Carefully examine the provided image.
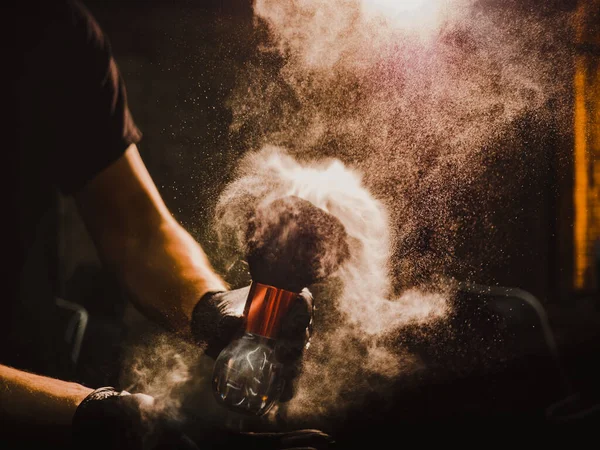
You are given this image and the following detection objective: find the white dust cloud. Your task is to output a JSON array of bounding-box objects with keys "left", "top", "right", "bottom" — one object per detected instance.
[
  {"left": 228, "top": 0, "right": 573, "bottom": 288},
  {"left": 119, "top": 0, "right": 575, "bottom": 431},
  {"left": 119, "top": 333, "right": 197, "bottom": 421},
  {"left": 217, "top": 0, "right": 574, "bottom": 422},
  {"left": 214, "top": 146, "right": 450, "bottom": 421}
]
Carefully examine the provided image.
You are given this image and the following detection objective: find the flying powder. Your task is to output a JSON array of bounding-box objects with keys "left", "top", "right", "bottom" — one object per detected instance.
[
  {"left": 215, "top": 0, "right": 575, "bottom": 428},
  {"left": 119, "top": 0, "right": 576, "bottom": 438},
  {"left": 214, "top": 146, "right": 451, "bottom": 425},
  {"left": 227, "top": 0, "right": 574, "bottom": 289}
]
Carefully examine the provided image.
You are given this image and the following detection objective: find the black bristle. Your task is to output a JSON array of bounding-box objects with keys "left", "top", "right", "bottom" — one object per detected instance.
[{"left": 246, "top": 196, "right": 350, "bottom": 292}]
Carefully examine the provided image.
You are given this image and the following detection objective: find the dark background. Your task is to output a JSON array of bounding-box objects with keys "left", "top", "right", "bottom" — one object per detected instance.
[
  {"left": 54, "top": 0, "right": 600, "bottom": 435},
  {"left": 66, "top": 1, "right": 595, "bottom": 295}
]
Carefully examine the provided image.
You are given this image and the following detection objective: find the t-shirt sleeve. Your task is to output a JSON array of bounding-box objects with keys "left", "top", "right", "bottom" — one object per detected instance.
[{"left": 48, "top": 1, "right": 142, "bottom": 195}]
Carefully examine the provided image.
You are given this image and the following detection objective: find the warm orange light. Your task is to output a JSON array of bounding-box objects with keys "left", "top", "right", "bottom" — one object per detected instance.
[
  {"left": 573, "top": 55, "right": 589, "bottom": 290},
  {"left": 572, "top": 0, "right": 600, "bottom": 292}
]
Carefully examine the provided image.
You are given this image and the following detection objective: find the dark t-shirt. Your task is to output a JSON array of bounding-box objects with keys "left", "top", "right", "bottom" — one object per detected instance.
[{"left": 3, "top": 0, "right": 141, "bottom": 377}]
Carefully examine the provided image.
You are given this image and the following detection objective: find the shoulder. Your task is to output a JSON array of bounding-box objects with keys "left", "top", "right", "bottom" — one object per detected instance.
[
  {"left": 65, "top": 1, "right": 110, "bottom": 48},
  {"left": 39, "top": 1, "right": 115, "bottom": 79},
  {"left": 47, "top": 1, "right": 113, "bottom": 60},
  {"left": 14, "top": 1, "right": 111, "bottom": 56},
  {"left": 9, "top": 1, "right": 103, "bottom": 34}
]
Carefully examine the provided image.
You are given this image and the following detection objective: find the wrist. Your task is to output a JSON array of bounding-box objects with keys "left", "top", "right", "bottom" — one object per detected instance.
[
  {"left": 181, "top": 281, "right": 228, "bottom": 324},
  {"left": 199, "top": 270, "right": 229, "bottom": 298},
  {"left": 69, "top": 384, "right": 95, "bottom": 413},
  {"left": 72, "top": 387, "right": 122, "bottom": 425}
]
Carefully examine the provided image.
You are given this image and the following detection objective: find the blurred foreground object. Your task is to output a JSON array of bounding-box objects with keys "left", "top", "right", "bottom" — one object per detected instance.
[{"left": 72, "top": 387, "right": 198, "bottom": 450}]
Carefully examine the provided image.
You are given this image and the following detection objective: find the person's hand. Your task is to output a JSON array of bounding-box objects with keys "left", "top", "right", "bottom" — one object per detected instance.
[
  {"left": 190, "top": 286, "right": 313, "bottom": 401},
  {"left": 71, "top": 387, "right": 199, "bottom": 450}
]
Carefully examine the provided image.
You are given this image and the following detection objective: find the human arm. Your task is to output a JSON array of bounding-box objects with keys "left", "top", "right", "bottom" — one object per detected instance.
[
  {"left": 28, "top": 1, "right": 226, "bottom": 336},
  {"left": 74, "top": 143, "right": 227, "bottom": 336},
  {"left": 0, "top": 363, "right": 92, "bottom": 430},
  {"left": 0, "top": 364, "right": 199, "bottom": 449}
]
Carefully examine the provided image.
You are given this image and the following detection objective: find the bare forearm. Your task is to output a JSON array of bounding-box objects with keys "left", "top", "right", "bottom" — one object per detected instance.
[
  {"left": 116, "top": 217, "right": 227, "bottom": 334},
  {"left": 0, "top": 364, "right": 92, "bottom": 427},
  {"left": 76, "top": 145, "right": 227, "bottom": 336}
]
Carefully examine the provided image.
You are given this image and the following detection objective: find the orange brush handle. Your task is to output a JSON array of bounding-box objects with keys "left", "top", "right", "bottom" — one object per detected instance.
[{"left": 244, "top": 281, "right": 298, "bottom": 339}]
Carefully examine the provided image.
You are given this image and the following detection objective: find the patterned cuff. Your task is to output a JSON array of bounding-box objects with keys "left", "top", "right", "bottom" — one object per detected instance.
[{"left": 77, "top": 387, "right": 129, "bottom": 409}]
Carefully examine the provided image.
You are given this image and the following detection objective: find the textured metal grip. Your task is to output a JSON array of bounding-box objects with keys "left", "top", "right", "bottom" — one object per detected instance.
[{"left": 244, "top": 281, "right": 298, "bottom": 339}]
